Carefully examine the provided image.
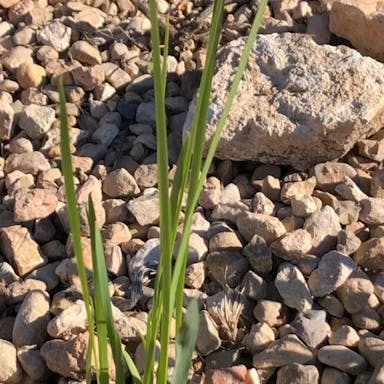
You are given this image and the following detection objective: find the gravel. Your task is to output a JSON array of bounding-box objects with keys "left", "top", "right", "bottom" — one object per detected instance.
[{"left": 0, "top": 1, "right": 384, "bottom": 382}]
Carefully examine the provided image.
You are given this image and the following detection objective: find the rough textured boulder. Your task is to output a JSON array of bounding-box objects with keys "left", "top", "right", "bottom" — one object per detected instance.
[
  {"left": 330, "top": 0, "right": 384, "bottom": 62},
  {"left": 184, "top": 33, "right": 384, "bottom": 170}
]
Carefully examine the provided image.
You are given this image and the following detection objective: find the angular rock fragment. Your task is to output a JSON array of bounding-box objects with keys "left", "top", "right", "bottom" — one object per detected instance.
[
  {"left": 304, "top": 206, "right": 341, "bottom": 255},
  {"left": 14, "top": 188, "right": 58, "bottom": 222},
  {"left": 275, "top": 263, "right": 313, "bottom": 312},
  {"left": 308, "top": 251, "right": 356, "bottom": 297},
  {"left": 330, "top": 0, "right": 384, "bottom": 62},
  {"left": 185, "top": 33, "right": 384, "bottom": 169},
  {"left": 0, "top": 225, "right": 46, "bottom": 276},
  {"left": 236, "top": 211, "right": 286, "bottom": 243},
  {"left": 354, "top": 237, "right": 384, "bottom": 270}
]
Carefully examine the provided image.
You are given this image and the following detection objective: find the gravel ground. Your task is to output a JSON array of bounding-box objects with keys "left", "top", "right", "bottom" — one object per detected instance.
[{"left": 0, "top": 0, "right": 384, "bottom": 383}]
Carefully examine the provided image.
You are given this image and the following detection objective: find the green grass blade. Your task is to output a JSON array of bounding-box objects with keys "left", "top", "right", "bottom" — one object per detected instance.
[
  {"left": 147, "top": 0, "right": 173, "bottom": 383},
  {"left": 87, "top": 199, "right": 127, "bottom": 384},
  {"left": 87, "top": 199, "right": 110, "bottom": 383},
  {"left": 173, "top": 0, "right": 225, "bottom": 330},
  {"left": 171, "top": 300, "right": 199, "bottom": 384},
  {"left": 59, "top": 77, "right": 92, "bottom": 310},
  {"left": 122, "top": 350, "right": 143, "bottom": 384},
  {"left": 86, "top": 318, "right": 95, "bottom": 384},
  {"left": 161, "top": 15, "right": 170, "bottom": 97},
  {"left": 171, "top": 0, "right": 268, "bottom": 322},
  {"left": 58, "top": 77, "right": 97, "bottom": 382}
]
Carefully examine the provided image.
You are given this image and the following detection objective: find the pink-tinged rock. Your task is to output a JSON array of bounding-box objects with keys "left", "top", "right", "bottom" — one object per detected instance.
[
  {"left": 205, "top": 365, "right": 248, "bottom": 384},
  {"left": 330, "top": 0, "right": 384, "bottom": 62},
  {"left": 40, "top": 332, "right": 88, "bottom": 380},
  {"left": 14, "top": 188, "right": 58, "bottom": 222},
  {"left": 4, "top": 151, "right": 50, "bottom": 175},
  {"left": 0, "top": 225, "right": 46, "bottom": 276}
]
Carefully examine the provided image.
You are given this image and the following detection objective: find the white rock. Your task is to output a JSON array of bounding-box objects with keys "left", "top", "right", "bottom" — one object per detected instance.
[
  {"left": 19, "top": 104, "right": 56, "bottom": 139},
  {"left": 37, "top": 20, "right": 71, "bottom": 52}
]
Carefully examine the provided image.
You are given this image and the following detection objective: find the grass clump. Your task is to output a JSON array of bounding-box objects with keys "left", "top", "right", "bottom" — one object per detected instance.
[{"left": 59, "top": 0, "right": 268, "bottom": 383}]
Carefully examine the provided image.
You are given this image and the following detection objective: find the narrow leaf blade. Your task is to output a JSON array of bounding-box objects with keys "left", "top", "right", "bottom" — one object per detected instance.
[{"left": 171, "top": 300, "right": 199, "bottom": 384}]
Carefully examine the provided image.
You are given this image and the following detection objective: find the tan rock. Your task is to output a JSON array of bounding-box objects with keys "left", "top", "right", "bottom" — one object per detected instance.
[
  {"left": 0, "top": 100, "right": 14, "bottom": 141},
  {"left": 276, "top": 364, "right": 319, "bottom": 384},
  {"left": 253, "top": 299, "right": 288, "bottom": 328},
  {"left": 102, "top": 62, "right": 131, "bottom": 90},
  {"left": 185, "top": 33, "right": 384, "bottom": 170},
  {"left": 102, "top": 222, "right": 131, "bottom": 247},
  {"left": 354, "top": 237, "right": 384, "bottom": 270},
  {"left": 329, "top": 325, "right": 360, "bottom": 347},
  {"left": 4, "top": 151, "right": 50, "bottom": 175},
  {"left": 209, "top": 231, "right": 243, "bottom": 252},
  {"left": 336, "top": 270, "right": 374, "bottom": 314},
  {"left": 14, "top": 188, "right": 58, "bottom": 222},
  {"left": 1, "top": 46, "right": 34, "bottom": 73},
  {"left": 205, "top": 365, "right": 247, "bottom": 384},
  {"left": 371, "top": 168, "right": 384, "bottom": 197},
  {"left": 69, "top": 41, "right": 102, "bottom": 66},
  {"left": 359, "top": 197, "right": 384, "bottom": 225},
  {"left": 0, "top": 0, "right": 19, "bottom": 7},
  {"left": 0, "top": 339, "right": 23, "bottom": 384},
  {"left": 275, "top": 262, "right": 313, "bottom": 312},
  {"left": 280, "top": 177, "right": 316, "bottom": 203},
  {"left": 318, "top": 345, "right": 367, "bottom": 375},
  {"left": 270, "top": 229, "right": 312, "bottom": 261},
  {"left": 103, "top": 168, "right": 140, "bottom": 198},
  {"left": 17, "top": 345, "right": 47, "bottom": 381},
  {"left": 252, "top": 192, "right": 275, "bottom": 216},
  {"left": 47, "top": 300, "right": 87, "bottom": 340},
  {"left": 358, "top": 336, "right": 384, "bottom": 366},
  {"left": 330, "top": 0, "right": 384, "bottom": 62},
  {"left": 308, "top": 251, "right": 356, "bottom": 297},
  {"left": 40, "top": 332, "right": 89, "bottom": 380},
  {"left": 242, "top": 323, "right": 275, "bottom": 354},
  {"left": 320, "top": 368, "right": 351, "bottom": 384},
  {"left": 71, "top": 65, "right": 105, "bottom": 91},
  {"left": 76, "top": 175, "right": 102, "bottom": 204},
  {"left": 185, "top": 262, "right": 205, "bottom": 289},
  {"left": 74, "top": 6, "right": 106, "bottom": 29},
  {"left": 8, "top": 279, "right": 47, "bottom": 304},
  {"left": 199, "top": 176, "right": 222, "bottom": 209},
  {"left": 335, "top": 176, "right": 368, "bottom": 201},
  {"left": 13, "top": 290, "right": 50, "bottom": 347},
  {"left": 127, "top": 190, "right": 160, "bottom": 226},
  {"left": 196, "top": 310, "right": 221, "bottom": 356},
  {"left": 0, "top": 225, "right": 46, "bottom": 276},
  {"left": 304, "top": 206, "right": 341, "bottom": 255},
  {"left": 237, "top": 211, "right": 286, "bottom": 243},
  {"left": 16, "top": 63, "right": 46, "bottom": 89},
  {"left": 253, "top": 335, "right": 313, "bottom": 369}
]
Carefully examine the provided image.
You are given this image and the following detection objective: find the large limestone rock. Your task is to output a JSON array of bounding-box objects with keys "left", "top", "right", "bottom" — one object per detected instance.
[
  {"left": 330, "top": 0, "right": 384, "bottom": 62},
  {"left": 184, "top": 33, "right": 384, "bottom": 170}
]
